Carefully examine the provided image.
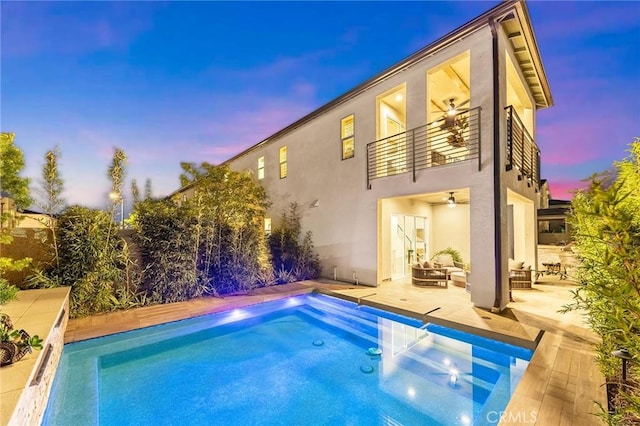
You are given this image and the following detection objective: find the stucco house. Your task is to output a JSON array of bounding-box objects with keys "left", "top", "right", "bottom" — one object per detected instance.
[{"left": 173, "top": 0, "right": 552, "bottom": 311}]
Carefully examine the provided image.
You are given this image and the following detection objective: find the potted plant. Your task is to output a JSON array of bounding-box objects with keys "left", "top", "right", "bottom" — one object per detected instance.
[
  {"left": 447, "top": 115, "right": 468, "bottom": 148},
  {"left": 0, "top": 281, "right": 44, "bottom": 367},
  {"left": 0, "top": 313, "right": 43, "bottom": 367}
]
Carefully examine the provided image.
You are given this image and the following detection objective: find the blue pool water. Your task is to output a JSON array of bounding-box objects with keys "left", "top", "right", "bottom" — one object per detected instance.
[{"left": 43, "top": 294, "right": 532, "bottom": 425}]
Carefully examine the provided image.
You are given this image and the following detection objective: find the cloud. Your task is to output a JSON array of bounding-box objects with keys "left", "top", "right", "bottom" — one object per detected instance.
[{"left": 185, "top": 95, "right": 318, "bottom": 165}]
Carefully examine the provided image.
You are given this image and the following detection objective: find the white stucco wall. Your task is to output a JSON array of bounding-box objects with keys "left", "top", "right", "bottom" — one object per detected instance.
[{"left": 226, "top": 16, "right": 544, "bottom": 310}]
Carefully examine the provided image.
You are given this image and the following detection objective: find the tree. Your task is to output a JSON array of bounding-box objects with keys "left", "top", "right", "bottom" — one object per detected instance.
[
  {"left": 0, "top": 133, "right": 32, "bottom": 299},
  {"left": 131, "top": 179, "right": 141, "bottom": 205},
  {"left": 131, "top": 162, "right": 272, "bottom": 301},
  {"left": 54, "top": 206, "right": 133, "bottom": 317},
  {"left": 34, "top": 147, "right": 66, "bottom": 268},
  {"left": 563, "top": 138, "right": 640, "bottom": 424},
  {"left": 107, "top": 147, "right": 127, "bottom": 226},
  {"left": 269, "top": 203, "right": 321, "bottom": 283},
  {"left": 144, "top": 178, "right": 153, "bottom": 200},
  {"left": 0, "top": 132, "right": 32, "bottom": 210},
  {"left": 178, "top": 162, "right": 272, "bottom": 294}
]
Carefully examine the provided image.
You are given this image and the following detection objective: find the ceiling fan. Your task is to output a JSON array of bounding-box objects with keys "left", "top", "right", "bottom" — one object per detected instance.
[
  {"left": 438, "top": 98, "right": 470, "bottom": 129},
  {"left": 440, "top": 191, "right": 470, "bottom": 207},
  {"left": 435, "top": 98, "right": 470, "bottom": 148}
]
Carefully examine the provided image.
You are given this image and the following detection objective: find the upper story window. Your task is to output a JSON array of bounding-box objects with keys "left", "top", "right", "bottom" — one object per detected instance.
[
  {"left": 279, "top": 146, "right": 287, "bottom": 179},
  {"left": 264, "top": 217, "right": 272, "bottom": 236},
  {"left": 341, "top": 114, "right": 355, "bottom": 160},
  {"left": 258, "top": 156, "right": 265, "bottom": 180}
]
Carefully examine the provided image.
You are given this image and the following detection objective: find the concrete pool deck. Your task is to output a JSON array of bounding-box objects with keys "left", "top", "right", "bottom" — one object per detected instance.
[{"left": 59, "top": 276, "right": 605, "bottom": 425}]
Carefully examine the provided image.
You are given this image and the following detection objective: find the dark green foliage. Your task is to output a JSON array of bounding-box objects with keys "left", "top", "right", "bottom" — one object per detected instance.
[
  {"left": 431, "top": 247, "right": 464, "bottom": 264},
  {"left": 28, "top": 217, "right": 145, "bottom": 318},
  {"left": 0, "top": 133, "right": 32, "bottom": 303},
  {"left": 52, "top": 206, "right": 138, "bottom": 317},
  {"left": 132, "top": 163, "right": 272, "bottom": 300},
  {"left": 0, "top": 280, "right": 18, "bottom": 306},
  {"left": 563, "top": 138, "right": 640, "bottom": 424},
  {"left": 0, "top": 132, "right": 32, "bottom": 209},
  {"left": 132, "top": 199, "right": 202, "bottom": 303},
  {"left": 269, "top": 203, "right": 321, "bottom": 283}
]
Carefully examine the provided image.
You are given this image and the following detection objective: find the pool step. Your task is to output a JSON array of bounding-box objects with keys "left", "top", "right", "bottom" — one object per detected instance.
[
  {"left": 296, "top": 306, "right": 380, "bottom": 348},
  {"left": 302, "top": 297, "right": 498, "bottom": 393},
  {"left": 394, "top": 344, "right": 496, "bottom": 393},
  {"left": 303, "top": 298, "right": 385, "bottom": 339}
]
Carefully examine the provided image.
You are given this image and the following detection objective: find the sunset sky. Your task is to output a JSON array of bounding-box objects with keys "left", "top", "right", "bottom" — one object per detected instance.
[{"left": 2, "top": 1, "right": 638, "bottom": 211}]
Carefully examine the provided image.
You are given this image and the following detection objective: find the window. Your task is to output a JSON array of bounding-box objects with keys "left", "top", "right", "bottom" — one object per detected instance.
[
  {"left": 258, "top": 156, "right": 265, "bottom": 180},
  {"left": 538, "top": 218, "right": 566, "bottom": 234},
  {"left": 341, "top": 114, "right": 355, "bottom": 159},
  {"left": 279, "top": 146, "right": 287, "bottom": 179},
  {"left": 264, "top": 218, "right": 272, "bottom": 235}
]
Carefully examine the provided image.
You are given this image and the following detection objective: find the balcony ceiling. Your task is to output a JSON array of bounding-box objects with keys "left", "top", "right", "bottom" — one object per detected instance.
[
  {"left": 409, "top": 189, "right": 471, "bottom": 206},
  {"left": 500, "top": 9, "right": 553, "bottom": 109}
]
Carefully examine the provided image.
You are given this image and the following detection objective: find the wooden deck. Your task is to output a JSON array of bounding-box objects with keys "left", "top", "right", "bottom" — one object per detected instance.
[{"left": 63, "top": 276, "right": 606, "bottom": 425}]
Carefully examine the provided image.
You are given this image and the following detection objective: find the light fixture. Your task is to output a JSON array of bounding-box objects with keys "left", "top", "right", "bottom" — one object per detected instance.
[
  {"left": 612, "top": 348, "right": 632, "bottom": 382},
  {"left": 446, "top": 99, "right": 457, "bottom": 116},
  {"left": 395, "top": 93, "right": 403, "bottom": 102},
  {"left": 447, "top": 192, "right": 456, "bottom": 208}
]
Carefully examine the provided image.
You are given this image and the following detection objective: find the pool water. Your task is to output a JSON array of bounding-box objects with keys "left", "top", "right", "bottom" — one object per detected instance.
[{"left": 43, "top": 294, "right": 532, "bottom": 425}]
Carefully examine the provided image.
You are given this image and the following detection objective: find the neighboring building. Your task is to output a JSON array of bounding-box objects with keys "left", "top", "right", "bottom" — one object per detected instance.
[
  {"left": 173, "top": 0, "right": 552, "bottom": 310},
  {"left": 537, "top": 178, "right": 572, "bottom": 247},
  {"left": 18, "top": 209, "right": 55, "bottom": 229},
  {"left": 538, "top": 199, "right": 571, "bottom": 246},
  {"left": 0, "top": 192, "right": 18, "bottom": 229},
  {"left": 0, "top": 193, "right": 55, "bottom": 230}
]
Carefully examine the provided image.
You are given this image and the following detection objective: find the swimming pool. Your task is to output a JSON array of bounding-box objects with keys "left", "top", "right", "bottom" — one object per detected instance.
[{"left": 43, "top": 293, "right": 531, "bottom": 425}]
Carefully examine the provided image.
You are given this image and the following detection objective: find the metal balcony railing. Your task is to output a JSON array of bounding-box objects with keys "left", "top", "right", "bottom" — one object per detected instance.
[
  {"left": 366, "top": 107, "right": 481, "bottom": 188},
  {"left": 505, "top": 106, "right": 540, "bottom": 186}
]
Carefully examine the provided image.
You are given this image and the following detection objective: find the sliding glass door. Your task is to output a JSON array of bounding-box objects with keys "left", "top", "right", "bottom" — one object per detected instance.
[{"left": 391, "top": 214, "right": 429, "bottom": 279}]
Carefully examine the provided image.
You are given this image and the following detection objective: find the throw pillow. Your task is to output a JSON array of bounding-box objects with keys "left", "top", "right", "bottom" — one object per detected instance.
[
  {"left": 434, "top": 254, "right": 455, "bottom": 267},
  {"left": 423, "top": 261, "right": 433, "bottom": 269},
  {"left": 508, "top": 259, "right": 524, "bottom": 270}
]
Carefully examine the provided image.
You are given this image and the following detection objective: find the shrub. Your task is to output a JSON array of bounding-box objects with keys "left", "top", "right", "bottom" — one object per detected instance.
[
  {"left": 132, "top": 164, "right": 272, "bottom": 300},
  {"left": 563, "top": 138, "right": 640, "bottom": 424},
  {"left": 132, "top": 199, "right": 203, "bottom": 303},
  {"left": 269, "top": 203, "right": 321, "bottom": 283},
  {"left": 45, "top": 206, "right": 138, "bottom": 317}
]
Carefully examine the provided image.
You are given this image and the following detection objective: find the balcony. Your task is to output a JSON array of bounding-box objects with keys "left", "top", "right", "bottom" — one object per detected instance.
[
  {"left": 505, "top": 106, "right": 540, "bottom": 186},
  {"left": 366, "top": 107, "right": 481, "bottom": 188}
]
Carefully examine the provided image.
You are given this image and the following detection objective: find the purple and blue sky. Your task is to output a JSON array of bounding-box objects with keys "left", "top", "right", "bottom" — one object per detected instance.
[{"left": 1, "top": 1, "right": 639, "bottom": 211}]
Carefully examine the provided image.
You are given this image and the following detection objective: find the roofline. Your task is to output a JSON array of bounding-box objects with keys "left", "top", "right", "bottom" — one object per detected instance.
[
  {"left": 511, "top": 1, "right": 554, "bottom": 108},
  {"left": 223, "top": 0, "right": 525, "bottom": 166},
  {"left": 171, "top": 0, "right": 552, "bottom": 197}
]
